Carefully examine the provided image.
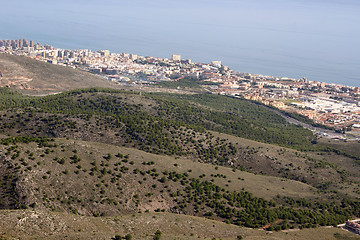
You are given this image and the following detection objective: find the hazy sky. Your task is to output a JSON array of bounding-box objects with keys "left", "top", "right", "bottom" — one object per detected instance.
[{"left": 1, "top": 0, "right": 359, "bottom": 86}]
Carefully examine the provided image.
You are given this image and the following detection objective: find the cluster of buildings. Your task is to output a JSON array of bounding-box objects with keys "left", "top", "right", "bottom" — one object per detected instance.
[
  {"left": 0, "top": 39, "right": 53, "bottom": 53},
  {"left": 0, "top": 39, "right": 221, "bottom": 84},
  {"left": 345, "top": 221, "right": 360, "bottom": 234},
  {"left": 1, "top": 38, "right": 359, "bottom": 131},
  {"left": 206, "top": 73, "right": 360, "bottom": 132}
]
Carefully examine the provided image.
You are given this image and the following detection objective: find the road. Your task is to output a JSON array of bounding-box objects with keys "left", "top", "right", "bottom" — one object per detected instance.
[{"left": 263, "top": 106, "right": 351, "bottom": 140}]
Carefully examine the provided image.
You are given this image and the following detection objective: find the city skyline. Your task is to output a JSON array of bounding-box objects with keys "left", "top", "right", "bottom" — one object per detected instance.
[{"left": 1, "top": 0, "right": 359, "bottom": 87}]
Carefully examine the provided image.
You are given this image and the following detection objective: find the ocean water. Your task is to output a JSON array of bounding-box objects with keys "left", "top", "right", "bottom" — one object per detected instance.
[{"left": 1, "top": 0, "right": 359, "bottom": 87}]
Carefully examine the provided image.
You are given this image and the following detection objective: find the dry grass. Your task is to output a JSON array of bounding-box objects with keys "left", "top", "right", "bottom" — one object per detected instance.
[
  {"left": 0, "top": 209, "right": 359, "bottom": 240},
  {"left": 0, "top": 53, "right": 119, "bottom": 95},
  {"left": 318, "top": 138, "right": 360, "bottom": 158},
  {"left": 211, "top": 131, "right": 360, "bottom": 199}
]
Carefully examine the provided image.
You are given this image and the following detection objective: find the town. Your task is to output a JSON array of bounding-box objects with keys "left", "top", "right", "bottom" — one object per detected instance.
[{"left": 1, "top": 38, "right": 359, "bottom": 137}]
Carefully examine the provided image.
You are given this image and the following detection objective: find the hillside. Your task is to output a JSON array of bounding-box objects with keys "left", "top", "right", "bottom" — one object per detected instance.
[
  {"left": 0, "top": 88, "right": 316, "bottom": 150},
  {"left": 0, "top": 86, "right": 359, "bottom": 239},
  {"left": 0, "top": 53, "right": 119, "bottom": 95},
  {"left": 0, "top": 137, "right": 359, "bottom": 230},
  {"left": 0, "top": 88, "right": 359, "bottom": 198},
  {"left": 1, "top": 210, "right": 359, "bottom": 240}
]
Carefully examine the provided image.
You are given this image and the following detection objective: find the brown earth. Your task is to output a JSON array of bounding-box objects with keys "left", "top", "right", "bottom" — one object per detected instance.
[
  {"left": 0, "top": 210, "right": 359, "bottom": 240},
  {"left": 0, "top": 53, "right": 120, "bottom": 95}
]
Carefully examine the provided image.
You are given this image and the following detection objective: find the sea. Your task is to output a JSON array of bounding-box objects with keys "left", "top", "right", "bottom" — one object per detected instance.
[{"left": 1, "top": 0, "right": 359, "bottom": 87}]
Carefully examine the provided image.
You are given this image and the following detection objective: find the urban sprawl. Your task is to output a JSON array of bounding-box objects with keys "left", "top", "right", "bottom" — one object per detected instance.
[{"left": 1, "top": 39, "right": 360, "bottom": 139}]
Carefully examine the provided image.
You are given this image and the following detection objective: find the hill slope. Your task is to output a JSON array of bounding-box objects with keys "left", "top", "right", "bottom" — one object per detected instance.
[
  {"left": 1, "top": 210, "right": 359, "bottom": 240},
  {"left": 0, "top": 53, "right": 119, "bottom": 95},
  {"left": 0, "top": 87, "right": 359, "bottom": 238},
  {"left": 1, "top": 137, "right": 359, "bottom": 230},
  {"left": 0, "top": 88, "right": 359, "bottom": 198}
]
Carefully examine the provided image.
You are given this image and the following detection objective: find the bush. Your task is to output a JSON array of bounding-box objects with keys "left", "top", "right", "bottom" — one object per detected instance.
[
  {"left": 124, "top": 234, "right": 132, "bottom": 240},
  {"left": 154, "top": 230, "right": 162, "bottom": 240}
]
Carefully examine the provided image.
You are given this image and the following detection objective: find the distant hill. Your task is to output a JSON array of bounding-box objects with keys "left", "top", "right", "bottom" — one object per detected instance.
[{"left": 0, "top": 53, "right": 119, "bottom": 95}]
